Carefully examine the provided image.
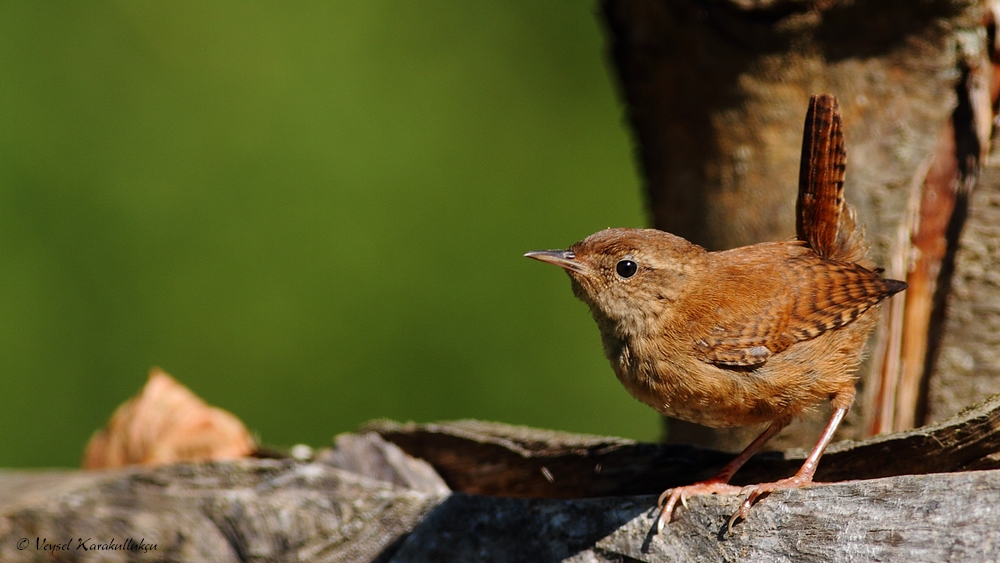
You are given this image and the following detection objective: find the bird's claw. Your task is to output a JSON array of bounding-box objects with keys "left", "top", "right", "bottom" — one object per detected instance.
[
  {"left": 655, "top": 488, "right": 680, "bottom": 536},
  {"left": 727, "top": 486, "right": 763, "bottom": 534},
  {"left": 725, "top": 475, "right": 817, "bottom": 533},
  {"left": 655, "top": 481, "right": 743, "bottom": 535}
]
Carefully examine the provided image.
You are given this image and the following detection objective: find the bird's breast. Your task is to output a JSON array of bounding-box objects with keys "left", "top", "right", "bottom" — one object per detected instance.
[{"left": 606, "top": 331, "right": 847, "bottom": 428}]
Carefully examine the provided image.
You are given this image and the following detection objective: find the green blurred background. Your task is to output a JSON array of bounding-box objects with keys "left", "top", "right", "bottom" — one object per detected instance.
[{"left": 0, "top": 2, "right": 657, "bottom": 468}]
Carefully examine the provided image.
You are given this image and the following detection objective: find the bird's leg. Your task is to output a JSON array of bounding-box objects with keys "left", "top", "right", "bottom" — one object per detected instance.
[
  {"left": 656, "top": 417, "right": 790, "bottom": 534},
  {"left": 727, "top": 405, "right": 849, "bottom": 533}
]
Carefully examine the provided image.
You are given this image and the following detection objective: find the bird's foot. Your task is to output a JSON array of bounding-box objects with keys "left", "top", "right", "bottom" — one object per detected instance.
[
  {"left": 656, "top": 481, "right": 742, "bottom": 534},
  {"left": 727, "top": 474, "right": 817, "bottom": 533}
]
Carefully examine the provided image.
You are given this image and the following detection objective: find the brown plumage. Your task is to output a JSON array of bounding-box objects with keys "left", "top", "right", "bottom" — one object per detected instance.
[{"left": 525, "top": 95, "right": 906, "bottom": 532}]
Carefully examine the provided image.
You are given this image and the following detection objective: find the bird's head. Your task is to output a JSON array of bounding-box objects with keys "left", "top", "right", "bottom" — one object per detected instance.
[{"left": 525, "top": 228, "right": 705, "bottom": 334}]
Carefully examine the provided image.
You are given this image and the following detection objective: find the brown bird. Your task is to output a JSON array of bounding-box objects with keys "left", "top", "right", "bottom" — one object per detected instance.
[{"left": 525, "top": 95, "right": 906, "bottom": 532}]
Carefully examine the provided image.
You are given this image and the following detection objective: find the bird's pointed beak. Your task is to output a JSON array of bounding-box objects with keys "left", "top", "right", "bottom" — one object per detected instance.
[{"left": 524, "top": 250, "right": 589, "bottom": 275}]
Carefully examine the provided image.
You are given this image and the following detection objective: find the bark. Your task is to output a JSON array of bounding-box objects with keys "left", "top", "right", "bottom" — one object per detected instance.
[
  {"left": 928, "top": 119, "right": 1000, "bottom": 422},
  {"left": 600, "top": 0, "right": 997, "bottom": 449}
]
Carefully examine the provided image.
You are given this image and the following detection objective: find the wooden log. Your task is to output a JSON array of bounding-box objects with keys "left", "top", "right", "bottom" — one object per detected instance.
[
  {"left": 368, "top": 391, "right": 1000, "bottom": 498},
  {"left": 392, "top": 472, "right": 1000, "bottom": 563},
  {"left": 4, "top": 395, "right": 1000, "bottom": 561},
  {"left": 0, "top": 434, "right": 445, "bottom": 563}
]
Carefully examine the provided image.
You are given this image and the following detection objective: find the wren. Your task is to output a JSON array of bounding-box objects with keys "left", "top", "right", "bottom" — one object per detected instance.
[{"left": 525, "top": 95, "right": 906, "bottom": 532}]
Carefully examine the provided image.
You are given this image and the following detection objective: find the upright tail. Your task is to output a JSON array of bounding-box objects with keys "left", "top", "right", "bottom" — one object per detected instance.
[{"left": 796, "top": 94, "right": 867, "bottom": 264}]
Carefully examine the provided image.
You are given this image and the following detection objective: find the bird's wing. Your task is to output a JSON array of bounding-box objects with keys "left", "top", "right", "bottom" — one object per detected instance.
[{"left": 691, "top": 252, "right": 904, "bottom": 367}]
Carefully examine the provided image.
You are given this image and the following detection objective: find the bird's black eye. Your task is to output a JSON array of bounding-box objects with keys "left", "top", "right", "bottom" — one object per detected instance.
[{"left": 616, "top": 259, "right": 638, "bottom": 278}]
